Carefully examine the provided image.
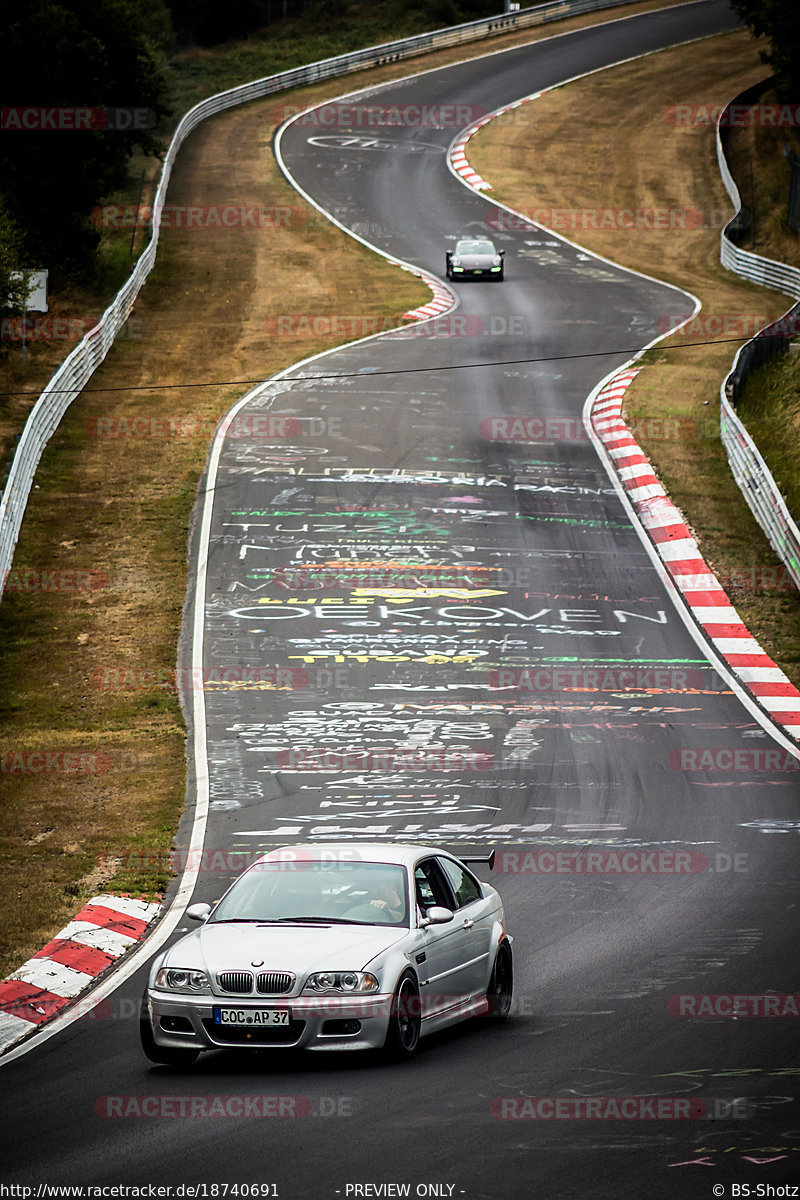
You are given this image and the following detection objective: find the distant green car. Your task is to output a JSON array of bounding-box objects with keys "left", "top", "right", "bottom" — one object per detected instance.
[{"left": 446, "top": 237, "right": 505, "bottom": 280}]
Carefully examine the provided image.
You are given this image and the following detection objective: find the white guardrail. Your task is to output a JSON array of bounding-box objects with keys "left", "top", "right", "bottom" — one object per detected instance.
[
  {"left": 716, "top": 83, "right": 800, "bottom": 589},
  {"left": 0, "top": 0, "right": 641, "bottom": 598}
]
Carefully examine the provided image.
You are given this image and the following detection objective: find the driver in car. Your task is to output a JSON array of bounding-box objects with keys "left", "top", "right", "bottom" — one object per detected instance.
[{"left": 368, "top": 877, "right": 405, "bottom": 921}]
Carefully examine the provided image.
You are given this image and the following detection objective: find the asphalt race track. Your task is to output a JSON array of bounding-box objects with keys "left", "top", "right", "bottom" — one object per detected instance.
[{"left": 4, "top": 3, "right": 800, "bottom": 1197}]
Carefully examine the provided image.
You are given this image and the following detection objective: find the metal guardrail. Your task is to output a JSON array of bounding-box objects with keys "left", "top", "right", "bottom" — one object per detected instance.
[
  {"left": 716, "top": 83, "right": 800, "bottom": 589},
  {"left": 0, "top": 0, "right": 641, "bottom": 598}
]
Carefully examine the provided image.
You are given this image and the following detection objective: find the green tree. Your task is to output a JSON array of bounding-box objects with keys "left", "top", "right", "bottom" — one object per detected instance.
[
  {"left": 729, "top": 0, "right": 800, "bottom": 100},
  {"left": 166, "top": 0, "right": 271, "bottom": 46},
  {"left": 0, "top": 199, "right": 34, "bottom": 354},
  {"left": 0, "top": 0, "right": 172, "bottom": 280}
]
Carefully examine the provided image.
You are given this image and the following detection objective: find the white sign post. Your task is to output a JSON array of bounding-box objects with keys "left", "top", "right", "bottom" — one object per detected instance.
[{"left": 10, "top": 269, "right": 48, "bottom": 359}]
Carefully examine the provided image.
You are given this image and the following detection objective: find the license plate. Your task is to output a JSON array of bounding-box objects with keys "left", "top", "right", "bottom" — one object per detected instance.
[{"left": 213, "top": 1007, "right": 290, "bottom": 1027}]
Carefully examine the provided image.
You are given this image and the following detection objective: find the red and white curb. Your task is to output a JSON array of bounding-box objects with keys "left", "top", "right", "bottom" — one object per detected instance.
[
  {"left": 0, "top": 893, "right": 161, "bottom": 1052},
  {"left": 450, "top": 126, "right": 493, "bottom": 191},
  {"left": 402, "top": 270, "right": 454, "bottom": 322},
  {"left": 448, "top": 96, "right": 539, "bottom": 190},
  {"left": 592, "top": 369, "right": 800, "bottom": 740}
]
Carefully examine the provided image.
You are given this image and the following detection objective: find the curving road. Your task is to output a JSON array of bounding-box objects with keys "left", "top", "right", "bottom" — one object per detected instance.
[{"left": 5, "top": 3, "right": 800, "bottom": 1198}]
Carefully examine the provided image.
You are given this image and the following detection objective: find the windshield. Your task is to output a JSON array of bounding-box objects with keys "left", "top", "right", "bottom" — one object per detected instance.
[
  {"left": 456, "top": 239, "right": 495, "bottom": 255},
  {"left": 209, "top": 861, "right": 409, "bottom": 927}
]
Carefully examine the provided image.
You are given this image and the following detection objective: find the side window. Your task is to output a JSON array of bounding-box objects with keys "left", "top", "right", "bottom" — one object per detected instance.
[
  {"left": 415, "top": 859, "right": 455, "bottom": 913},
  {"left": 437, "top": 858, "right": 482, "bottom": 909}
]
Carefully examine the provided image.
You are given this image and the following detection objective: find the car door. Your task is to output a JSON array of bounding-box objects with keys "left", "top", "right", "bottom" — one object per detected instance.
[
  {"left": 435, "top": 855, "right": 495, "bottom": 997},
  {"left": 413, "top": 857, "right": 476, "bottom": 1017}
]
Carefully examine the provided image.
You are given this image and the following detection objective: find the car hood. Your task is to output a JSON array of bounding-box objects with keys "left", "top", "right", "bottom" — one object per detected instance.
[
  {"left": 164, "top": 921, "right": 407, "bottom": 979},
  {"left": 455, "top": 252, "right": 497, "bottom": 267}
]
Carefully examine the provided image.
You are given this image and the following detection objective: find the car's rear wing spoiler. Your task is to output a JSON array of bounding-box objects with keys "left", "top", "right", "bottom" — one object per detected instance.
[{"left": 461, "top": 850, "right": 496, "bottom": 871}]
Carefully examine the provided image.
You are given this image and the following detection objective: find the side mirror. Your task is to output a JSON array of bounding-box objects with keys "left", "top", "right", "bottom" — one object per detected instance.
[
  {"left": 186, "top": 902, "right": 212, "bottom": 922},
  {"left": 421, "top": 906, "right": 454, "bottom": 927}
]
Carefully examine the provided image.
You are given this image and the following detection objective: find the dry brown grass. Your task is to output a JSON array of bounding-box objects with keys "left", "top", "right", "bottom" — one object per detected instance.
[{"left": 469, "top": 29, "right": 800, "bottom": 685}]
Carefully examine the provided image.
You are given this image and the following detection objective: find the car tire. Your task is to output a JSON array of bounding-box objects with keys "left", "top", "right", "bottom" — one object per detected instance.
[
  {"left": 487, "top": 943, "right": 513, "bottom": 1021},
  {"left": 383, "top": 971, "right": 421, "bottom": 1060},
  {"left": 140, "top": 992, "right": 200, "bottom": 1067}
]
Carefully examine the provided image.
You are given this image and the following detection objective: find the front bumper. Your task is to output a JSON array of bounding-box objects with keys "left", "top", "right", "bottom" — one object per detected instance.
[
  {"left": 450, "top": 266, "right": 502, "bottom": 278},
  {"left": 147, "top": 989, "right": 395, "bottom": 1053}
]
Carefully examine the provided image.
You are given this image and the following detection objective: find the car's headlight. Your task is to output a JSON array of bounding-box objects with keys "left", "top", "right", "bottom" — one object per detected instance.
[
  {"left": 452, "top": 257, "right": 461, "bottom": 266},
  {"left": 302, "top": 971, "right": 380, "bottom": 994},
  {"left": 493, "top": 257, "right": 502, "bottom": 266},
  {"left": 155, "top": 967, "right": 209, "bottom": 992}
]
